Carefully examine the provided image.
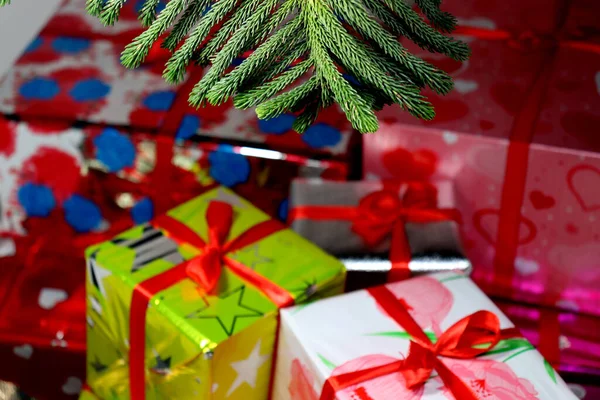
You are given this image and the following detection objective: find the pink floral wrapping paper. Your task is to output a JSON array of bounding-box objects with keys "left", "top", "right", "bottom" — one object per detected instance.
[
  {"left": 363, "top": 34, "right": 600, "bottom": 316},
  {"left": 0, "top": 34, "right": 181, "bottom": 130},
  {"left": 273, "top": 272, "right": 577, "bottom": 400}
]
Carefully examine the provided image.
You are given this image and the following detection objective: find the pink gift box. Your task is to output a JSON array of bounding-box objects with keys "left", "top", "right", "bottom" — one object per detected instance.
[
  {"left": 0, "top": 34, "right": 181, "bottom": 129},
  {"left": 364, "top": 35, "right": 600, "bottom": 316}
]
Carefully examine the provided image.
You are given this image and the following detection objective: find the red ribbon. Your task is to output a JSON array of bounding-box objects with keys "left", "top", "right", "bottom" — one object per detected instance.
[
  {"left": 453, "top": 25, "right": 600, "bottom": 297},
  {"left": 128, "top": 200, "right": 294, "bottom": 400},
  {"left": 289, "top": 182, "right": 460, "bottom": 281},
  {"left": 319, "top": 285, "right": 522, "bottom": 400}
]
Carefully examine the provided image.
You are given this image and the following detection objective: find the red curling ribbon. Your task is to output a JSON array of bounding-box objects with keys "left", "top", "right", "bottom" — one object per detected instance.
[
  {"left": 129, "top": 200, "right": 294, "bottom": 400},
  {"left": 319, "top": 285, "right": 522, "bottom": 400},
  {"left": 289, "top": 182, "right": 460, "bottom": 281}
]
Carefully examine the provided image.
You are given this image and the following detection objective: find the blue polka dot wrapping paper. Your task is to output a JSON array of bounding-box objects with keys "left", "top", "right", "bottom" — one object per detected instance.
[
  {"left": 0, "top": 34, "right": 182, "bottom": 130},
  {"left": 41, "top": 0, "right": 169, "bottom": 41},
  {"left": 164, "top": 68, "right": 360, "bottom": 161}
]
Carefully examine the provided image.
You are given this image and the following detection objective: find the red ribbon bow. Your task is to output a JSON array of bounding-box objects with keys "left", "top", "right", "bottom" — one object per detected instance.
[
  {"left": 129, "top": 199, "right": 294, "bottom": 399},
  {"left": 320, "top": 285, "right": 521, "bottom": 400},
  {"left": 290, "top": 182, "right": 459, "bottom": 281}
]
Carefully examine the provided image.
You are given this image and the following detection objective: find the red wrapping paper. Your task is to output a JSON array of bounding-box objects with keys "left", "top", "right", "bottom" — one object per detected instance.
[
  {"left": 82, "top": 129, "right": 348, "bottom": 222},
  {"left": 364, "top": 27, "right": 600, "bottom": 315},
  {"left": 161, "top": 68, "right": 360, "bottom": 161},
  {"left": 0, "top": 33, "right": 181, "bottom": 130},
  {"left": 41, "top": 0, "right": 167, "bottom": 42},
  {"left": 441, "top": 0, "right": 568, "bottom": 35}
]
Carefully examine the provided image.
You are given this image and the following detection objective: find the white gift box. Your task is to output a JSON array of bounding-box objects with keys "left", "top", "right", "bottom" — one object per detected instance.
[{"left": 273, "top": 272, "right": 577, "bottom": 400}]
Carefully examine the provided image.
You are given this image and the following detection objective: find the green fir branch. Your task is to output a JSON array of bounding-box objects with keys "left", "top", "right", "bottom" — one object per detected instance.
[
  {"left": 100, "top": 0, "right": 128, "bottom": 26},
  {"left": 164, "top": 0, "right": 239, "bottom": 84},
  {"left": 85, "top": 0, "right": 105, "bottom": 17},
  {"left": 194, "top": 0, "right": 260, "bottom": 66},
  {"left": 194, "top": 0, "right": 280, "bottom": 105},
  {"left": 415, "top": 0, "right": 457, "bottom": 33},
  {"left": 163, "top": 0, "right": 212, "bottom": 51},
  {"left": 2, "top": 0, "right": 470, "bottom": 134},
  {"left": 121, "top": 0, "right": 187, "bottom": 69},
  {"left": 138, "top": 0, "right": 163, "bottom": 27}
]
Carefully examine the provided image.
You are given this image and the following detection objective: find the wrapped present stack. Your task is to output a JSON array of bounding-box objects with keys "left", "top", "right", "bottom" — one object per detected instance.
[{"left": 0, "top": 0, "right": 598, "bottom": 398}]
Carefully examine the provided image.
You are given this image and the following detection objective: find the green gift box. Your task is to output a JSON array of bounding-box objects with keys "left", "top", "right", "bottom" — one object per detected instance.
[{"left": 85, "top": 186, "right": 345, "bottom": 399}]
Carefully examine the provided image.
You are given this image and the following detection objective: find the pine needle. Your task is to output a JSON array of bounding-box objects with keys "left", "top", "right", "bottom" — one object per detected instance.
[{"left": 1, "top": 0, "right": 469, "bottom": 134}]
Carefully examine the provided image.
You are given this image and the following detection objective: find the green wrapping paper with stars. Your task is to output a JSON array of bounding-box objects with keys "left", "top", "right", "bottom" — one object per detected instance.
[{"left": 84, "top": 186, "right": 345, "bottom": 399}]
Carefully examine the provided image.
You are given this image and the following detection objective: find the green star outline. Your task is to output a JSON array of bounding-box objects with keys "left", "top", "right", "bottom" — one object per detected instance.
[{"left": 185, "top": 286, "right": 264, "bottom": 336}]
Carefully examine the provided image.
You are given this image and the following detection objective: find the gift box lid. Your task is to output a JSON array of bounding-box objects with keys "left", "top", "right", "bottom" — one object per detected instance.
[
  {"left": 274, "top": 272, "right": 578, "bottom": 400},
  {"left": 85, "top": 185, "right": 345, "bottom": 364}
]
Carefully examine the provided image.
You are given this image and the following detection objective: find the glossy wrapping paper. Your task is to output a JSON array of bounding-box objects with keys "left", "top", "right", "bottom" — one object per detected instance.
[
  {"left": 81, "top": 128, "right": 348, "bottom": 223},
  {"left": 273, "top": 272, "right": 577, "bottom": 400},
  {"left": 496, "top": 301, "right": 600, "bottom": 378},
  {"left": 84, "top": 186, "right": 345, "bottom": 399},
  {"left": 363, "top": 24, "right": 600, "bottom": 315},
  {"left": 0, "top": 117, "right": 346, "bottom": 237},
  {"left": 41, "top": 0, "right": 169, "bottom": 41},
  {"left": 289, "top": 179, "right": 462, "bottom": 256},
  {"left": 0, "top": 33, "right": 180, "bottom": 130},
  {"left": 162, "top": 67, "right": 359, "bottom": 161}
]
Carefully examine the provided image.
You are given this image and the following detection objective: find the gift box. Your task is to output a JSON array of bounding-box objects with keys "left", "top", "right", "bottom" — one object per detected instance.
[
  {"left": 0, "top": 117, "right": 85, "bottom": 235},
  {"left": 363, "top": 32, "right": 600, "bottom": 315},
  {"left": 0, "top": 34, "right": 181, "bottom": 129},
  {"left": 41, "top": 0, "right": 169, "bottom": 41},
  {"left": 161, "top": 68, "right": 360, "bottom": 161},
  {"left": 85, "top": 186, "right": 346, "bottom": 399},
  {"left": 273, "top": 272, "right": 577, "bottom": 399},
  {"left": 496, "top": 300, "right": 600, "bottom": 378},
  {"left": 288, "top": 179, "right": 470, "bottom": 290},
  {"left": 82, "top": 129, "right": 348, "bottom": 223},
  {"left": 0, "top": 117, "right": 216, "bottom": 237}
]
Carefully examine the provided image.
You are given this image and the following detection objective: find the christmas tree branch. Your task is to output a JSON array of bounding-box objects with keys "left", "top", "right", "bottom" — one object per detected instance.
[{"left": 1, "top": 0, "right": 470, "bottom": 134}]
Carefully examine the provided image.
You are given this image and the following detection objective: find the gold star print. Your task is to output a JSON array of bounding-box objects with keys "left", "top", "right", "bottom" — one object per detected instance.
[{"left": 185, "top": 287, "right": 263, "bottom": 336}]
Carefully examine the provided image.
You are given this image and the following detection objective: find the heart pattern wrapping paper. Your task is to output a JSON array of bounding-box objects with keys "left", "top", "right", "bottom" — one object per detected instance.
[
  {"left": 273, "top": 272, "right": 578, "bottom": 400},
  {"left": 363, "top": 29, "right": 600, "bottom": 316}
]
